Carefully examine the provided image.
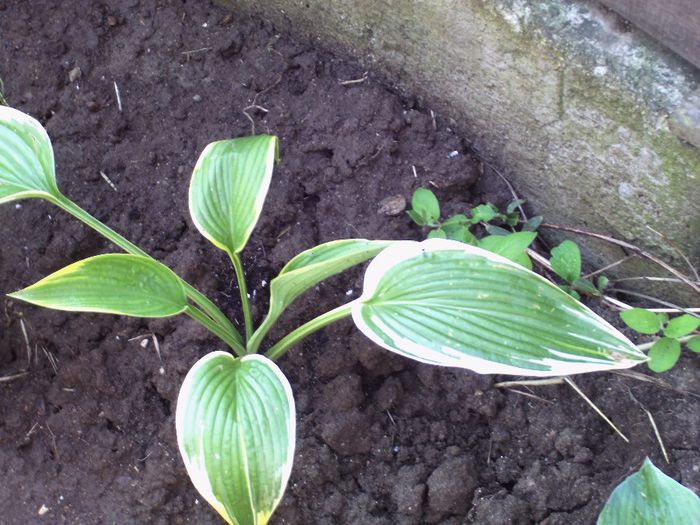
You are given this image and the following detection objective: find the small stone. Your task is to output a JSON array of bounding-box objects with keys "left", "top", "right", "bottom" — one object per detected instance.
[
  {"left": 378, "top": 194, "right": 406, "bottom": 216},
  {"left": 192, "top": 94, "right": 202, "bottom": 102},
  {"left": 106, "top": 15, "right": 118, "bottom": 27},
  {"left": 68, "top": 67, "right": 82, "bottom": 83}
]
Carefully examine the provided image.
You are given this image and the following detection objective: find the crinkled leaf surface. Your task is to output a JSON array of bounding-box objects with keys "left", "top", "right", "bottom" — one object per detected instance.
[
  {"left": 0, "top": 105, "right": 60, "bottom": 203},
  {"left": 597, "top": 458, "right": 700, "bottom": 525},
  {"left": 249, "top": 239, "right": 391, "bottom": 351},
  {"left": 189, "top": 136, "right": 278, "bottom": 255},
  {"left": 9, "top": 254, "right": 187, "bottom": 317},
  {"left": 352, "top": 239, "right": 646, "bottom": 377},
  {"left": 176, "top": 352, "right": 295, "bottom": 525}
]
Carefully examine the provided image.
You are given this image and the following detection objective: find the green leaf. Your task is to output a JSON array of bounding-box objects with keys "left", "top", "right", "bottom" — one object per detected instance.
[
  {"left": 647, "top": 337, "right": 681, "bottom": 373},
  {"left": 8, "top": 254, "right": 186, "bottom": 317},
  {"left": 0, "top": 105, "right": 60, "bottom": 203},
  {"left": 410, "top": 188, "right": 440, "bottom": 226},
  {"left": 687, "top": 336, "right": 700, "bottom": 353},
  {"left": 597, "top": 458, "right": 700, "bottom": 525},
  {"left": 550, "top": 240, "right": 581, "bottom": 283},
  {"left": 478, "top": 231, "right": 536, "bottom": 269},
  {"left": 572, "top": 278, "right": 601, "bottom": 296},
  {"left": 177, "top": 352, "right": 295, "bottom": 525},
  {"left": 484, "top": 224, "right": 511, "bottom": 236},
  {"left": 506, "top": 199, "right": 525, "bottom": 215},
  {"left": 352, "top": 239, "right": 646, "bottom": 377},
  {"left": 597, "top": 275, "right": 609, "bottom": 292},
  {"left": 249, "top": 239, "right": 391, "bottom": 352},
  {"left": 620, "top": 308, "right": 663, "bottom": 335},
  {"left": 427, "top": 228, "right": 446, "bottom": 239},
  {"left": 406, "top": 209, "right": 427, "bottom": 226},
  {"left": 522, "top": 215, "right": 543, "bottom": 232},
  {"left": 189, "top": 135, "right": 278, "bottom": 255},
  {"left": 442, "top": 214, "right": 469, "bottom": 226},
  {"left": 470, "top": 203, "right": 499, "bottom": 223},
  {"left": 663, "top": 314, "right": 700, "bottom": 338},
  {"left": 443, "top": 224, "right": 477, "bottom": 245}
]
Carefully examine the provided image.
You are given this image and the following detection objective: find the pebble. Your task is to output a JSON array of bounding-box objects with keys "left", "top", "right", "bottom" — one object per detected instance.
[
  {"left": 68, "top": 66, "right": 82, "bottom": 82},
  {"left": 378, "top": 194, "right": 406, "bottom": 216},
  {"left": 192, "top": 94, "right": 202, "bottom": 102}
]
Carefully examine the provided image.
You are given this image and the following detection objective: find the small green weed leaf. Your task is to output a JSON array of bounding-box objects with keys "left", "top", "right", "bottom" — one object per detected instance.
[
  {"left": 442, "top": 214, "right": 469, "bottom": 227},
  {"left": 686, "top": 336, "right": 700, "bottom": 353},
  {"left": 353, "top": 239, "right": 646, "bottom": 377},
  {"left": 470, "top": 203, "right": 499, "bottom": 223},
  {"left": 410, "top": 188, "right": 440, "bottom": 226},
  {"left": 0, "top": 105, "right": 60, "bottom": 203},
  {"left": 663, "top": 314, "right": 700, "bottom": 338},
  {"left": 443, "top": 224, "right": 477, "bottom": 245},
  {"left": 506, "top": 199, "right": 525, "bottom": 215},
  {"left": 427, "top": 228, "right": 446, "bottom": 239},
  {"left": 250, "top": 239, "right": 391, "bottom": 352},
  {"left": 550, "top": 240, "right": 581, "bottom": 283},
  {"left": 406, "top": 209, "right": 427, "bottom": 226},
  {"left": 9, "top": 254, "right": 186, "bottom": 317},
  {"left": 484, "top": 224, "right": 511, "bottom": 236},
  {"left": 177, "top": 352, "right": 295, "bottom": 525},
  {"left": 647, "top": 337, "right": 681, "bottom": 373},
  {"left": 572, "top": 278, "right": 601, "bottom": 296},
  {"left": 189, "top": 135, "right": 278, "bottom": 255},
  {"left": 620, "top": 308, "right": 662, "bottom": 335},
  {"left": 569, "top": 289, "right": 581, "bottom": 301},
  {"left": 597, "top": 458, "right": 700, "bottom": 525},
  {"left": 522, "top": 215, "right": 543, "bottom": 232},
  {"left": 597, "top": 275, "right": 609, "bottom": 292},
  {"left": 478, "top": 231, "right": 536, "bottom": 269},
  {"left": 505, "top": 214, "right": 519, "bottom": 227}
]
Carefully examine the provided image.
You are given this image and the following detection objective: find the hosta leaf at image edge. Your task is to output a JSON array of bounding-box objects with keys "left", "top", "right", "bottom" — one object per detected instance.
[
  {"left": 0, "top": 105, "right": 60, "bottom": 203},
  {"left": 189, "top": 136, "right": 278, "bottom": 256},
  {"left": 8, "top": 254, "right": 187, "bottom": 317},
  {"left": 353, "top": 239, "right": 647, "bottom": 377},
  {"left": 249, "top": 239, "right": 392, "bottom": 352},
  {"left": 597, "top": 458, "right": 700, "bottom": 525},
  {"left": 176, "top": 352, "right": 295, "bottom": 525}
]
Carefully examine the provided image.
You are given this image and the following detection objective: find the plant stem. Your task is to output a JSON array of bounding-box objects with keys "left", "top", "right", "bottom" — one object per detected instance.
[
  {"left": 229, "top": 252, "right": 253, "bottom": 345},
  {"left": 50, "top": 194, "right": 242, "bottom": 346},
  {"left": 265, "top": 302, "right": 353, "bottom": 361},
  {"left": 636, "top": 334, "right": 695, "bottom": 352},
  {"left": 184, "top": 306, "right": 245, "bottom": 355}
]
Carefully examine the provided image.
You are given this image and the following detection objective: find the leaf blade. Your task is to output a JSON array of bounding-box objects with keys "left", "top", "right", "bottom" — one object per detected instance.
[
  {"left": 663, "top": 314, "right": 700, "bottom": 338},
  {"left": 410, "top": 188, "right": 440, "bottom": 226},
  {"left": 550, "top": 240, "right": 581, "bottom": 283},
  {"left": 249, "top": 239, "right": 391, "bottom": 352},
  {"left": 352, "top": 239, "right": 646, "bottom": 377},
  {"left": 9, "top": 254, "right": 187, "bottom": 317},
  {"left": 189, "top": 136, "right": 278, "bottom": 255},
  {"left": 597, "top": 458, "right": 700, "bottom": 525},
  {"left": 0, "top": 105, "right": 60, "bottom": 203},
  {"left": 620, "top": 308, "right": 662, "bottom": 335},
  {"left": 647, "top": 337, "right": 681, "bottom": 373},
  {"left": 176, "top": 352, "right": 295, "bottom": 525}
]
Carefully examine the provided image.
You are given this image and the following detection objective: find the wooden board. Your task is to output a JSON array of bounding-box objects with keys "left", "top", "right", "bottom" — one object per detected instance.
[{"left": 601, "top": 0, "right": 700, "bottom": 68}]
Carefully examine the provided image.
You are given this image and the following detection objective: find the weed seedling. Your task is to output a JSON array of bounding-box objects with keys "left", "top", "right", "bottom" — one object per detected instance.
[
  {"left": 0, "top": 107, "right": 647, "bottom": 525},
  {"left": 620, "top": 308, "right": 700, "bottom": 372}
]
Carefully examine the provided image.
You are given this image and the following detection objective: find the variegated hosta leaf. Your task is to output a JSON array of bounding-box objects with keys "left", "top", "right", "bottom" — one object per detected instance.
[
  {"left": 9, "top": 254, "right": 187, "bottom": 317},
  {"left": 352, "top": 239, "right": 647, "bottom": 377},
  {"left": 189, "top": 136, "right": 278, "bottom": 256},
  {"left": 0, "top": 105, "right": 60, "bottom": 203},
  {"left": 597, "top": 458, "right": 700, "bottom": 525},
  {"left": 249, "top": 239, "right": 392, "bottom": 352},
  {"left": 176, "top": 352, "right": 295, "bottom": 525}
]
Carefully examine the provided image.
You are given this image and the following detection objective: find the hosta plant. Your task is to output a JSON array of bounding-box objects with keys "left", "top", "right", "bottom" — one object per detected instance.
[{"left": 0, "top": 106, "right": 648, "bottom": 524}]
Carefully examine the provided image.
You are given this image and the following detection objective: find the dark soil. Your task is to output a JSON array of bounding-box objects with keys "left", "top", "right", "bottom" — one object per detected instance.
[{"left": 0, "top": 1, "right": 697, "bottom": 524}]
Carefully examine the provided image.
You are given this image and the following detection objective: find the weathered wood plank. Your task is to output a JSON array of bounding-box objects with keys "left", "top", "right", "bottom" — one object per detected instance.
[{"left": 601, "top": 0, "right": 700, "bottom": 68}]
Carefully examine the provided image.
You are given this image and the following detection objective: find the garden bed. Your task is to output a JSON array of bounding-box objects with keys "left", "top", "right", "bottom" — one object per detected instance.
[{"left": 0, "top": 1, "right": 697, "bottom": 524}]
